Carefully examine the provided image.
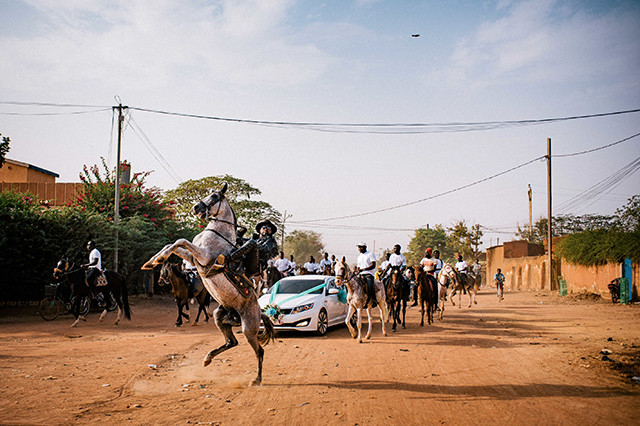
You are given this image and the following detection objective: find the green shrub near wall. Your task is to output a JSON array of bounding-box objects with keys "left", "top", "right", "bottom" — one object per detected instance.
[{"left": 555, "top": 229, "right": 640, "bottom": 266}]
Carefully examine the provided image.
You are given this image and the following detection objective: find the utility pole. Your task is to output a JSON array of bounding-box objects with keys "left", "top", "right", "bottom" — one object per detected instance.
[
  {"left": 528, "top": 184, "right": 533, "bottom": 234},
  {"left": 546, "top": 138, "right": 553, "bottom": 290},
  {"left": 112, "top": 100, "right": 128, "bottom": 272}
]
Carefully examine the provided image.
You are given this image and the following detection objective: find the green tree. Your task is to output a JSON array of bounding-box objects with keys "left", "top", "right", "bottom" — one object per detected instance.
[
  {"left": 163, "top": 174, "right": 281, "bottom": 237},
  {"left": 447, "top": 220, "right": 471, "bottom": 260},
  {"left": 284, "top": 230, "right": 324, "bottom": 265},
  {"left": 406, "top": 225, "right": 450, "bottom": 265},
  {"left": 615, "top": 194, "right": 640, "bottom": 232},
  {"left": 468, "top": 223, "right": 484, "bottom": 259},
  {"left": 0, "top": 133, "right": 10, "bottom": 168}
]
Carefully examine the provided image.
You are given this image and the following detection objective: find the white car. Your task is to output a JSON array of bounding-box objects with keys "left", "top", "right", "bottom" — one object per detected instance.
[{"left": 258, "top": 275, "right": 348, "bottom": 335}]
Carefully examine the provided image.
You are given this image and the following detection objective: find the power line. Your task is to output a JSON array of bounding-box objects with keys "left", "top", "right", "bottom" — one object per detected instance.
[
  {"left": 554, "top": 131, "right": 640, "bottom": 157},
  {"left": 0, "top": 107, "right": 111, "bottom": 116},
  {"left": 291, "top": 155, "right": 546, "bottom": 223},
  {"left": 126, "top": 114, "right": 183, "bottom": 184},
  {"left": 129, "top": 106, "right": 640, "bottom": 135}
]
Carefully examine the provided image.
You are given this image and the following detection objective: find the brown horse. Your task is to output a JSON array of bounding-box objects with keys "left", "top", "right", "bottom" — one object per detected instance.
[
  {"left": 159, "top": 262, "right": 214, "bottom": 327},
  {"left": 384, "top": 266, "right": 408, "bottom": 331},
  {"left": 414, "top": 266, "right": 437, "bottom": 326}
]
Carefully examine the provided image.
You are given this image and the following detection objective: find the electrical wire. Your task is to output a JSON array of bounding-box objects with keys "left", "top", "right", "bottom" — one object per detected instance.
[
  {"left": 129, "top": 106, "right": 640, "bottom": 135},
  {"left": 554, "top": 131, "right": 640, "bottom": 157},
  {"left": 291, "top": 155, "right": 545, "bottom": 224},
  {"left": 126, "top": 113, "right": 183, "bottom": 184},
  {"left": 0, "top": 107, "right": 111, "bottom": 116}
]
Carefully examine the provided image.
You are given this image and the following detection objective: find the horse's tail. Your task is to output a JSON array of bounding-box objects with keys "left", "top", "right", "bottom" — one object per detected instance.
[
  {"left": 121, "top": 274, "right": 131, "bottom": 320},
  {"left": 258, "top": 314, "right": 277, "bottom": 346}
]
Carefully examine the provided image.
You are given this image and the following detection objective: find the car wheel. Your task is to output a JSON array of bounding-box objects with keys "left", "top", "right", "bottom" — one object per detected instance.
[{"left": 316, "top": 308, "right": 328, "bottom": 336}]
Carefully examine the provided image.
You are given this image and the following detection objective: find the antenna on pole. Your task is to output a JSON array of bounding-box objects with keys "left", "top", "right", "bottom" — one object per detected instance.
[
  {"left": 528, "top": 184, "right": 533, "bottom": 235},
  {"left": 112, "top": 96, "right": 128, "bottom": 272}
]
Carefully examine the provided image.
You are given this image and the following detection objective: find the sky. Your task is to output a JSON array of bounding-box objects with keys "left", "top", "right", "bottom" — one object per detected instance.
[{"left": 1, "top": 0, "right": 639, "bottom": 261}]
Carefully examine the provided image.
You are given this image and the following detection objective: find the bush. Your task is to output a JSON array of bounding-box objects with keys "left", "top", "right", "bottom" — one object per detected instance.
[
  {"left": 555, "top": 229, "right": 640, "bottom": 266},
  {"left": 0, "top": 191, "right": 197, "bottom": 301}
]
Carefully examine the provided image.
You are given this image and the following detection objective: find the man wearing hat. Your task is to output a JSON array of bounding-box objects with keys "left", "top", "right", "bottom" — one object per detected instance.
[
  {"left": 355, "top": 242, "right": 377, "bottom": 304},
  {"left": 215, "top": 219, "right": 278, "bottom": 277}
]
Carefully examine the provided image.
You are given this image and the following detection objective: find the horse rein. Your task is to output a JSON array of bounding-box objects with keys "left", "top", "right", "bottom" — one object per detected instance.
[{"left": 200, "top": 192, "right": 241, "bottom": 249}]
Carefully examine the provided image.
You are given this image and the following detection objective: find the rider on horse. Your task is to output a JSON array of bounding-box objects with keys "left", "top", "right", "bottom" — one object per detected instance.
[
  {"left": 81, "top": 241, "right": 106, "bottom": 303},
  {"left": 214, "top": 219, "right": 278, "bottom": 278},
  {"left": 420, "top": 248, "right": 440, "bottom": 307},
  {"left": 355, "top": 242, "right": 377, "bottom": 307}
]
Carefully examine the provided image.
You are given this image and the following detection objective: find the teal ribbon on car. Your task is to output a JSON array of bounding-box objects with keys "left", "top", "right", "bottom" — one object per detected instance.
[{"left": 265, "top": 280, "right": 347, "bottom": 317}]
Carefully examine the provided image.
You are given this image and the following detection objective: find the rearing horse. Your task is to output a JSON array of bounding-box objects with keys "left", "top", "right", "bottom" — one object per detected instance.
[
  {"left": 334, "top": 258, "right": 387, "bottom": 343},
  {"left": 142, "top": 184, "right": 276, "bottom": 386}
]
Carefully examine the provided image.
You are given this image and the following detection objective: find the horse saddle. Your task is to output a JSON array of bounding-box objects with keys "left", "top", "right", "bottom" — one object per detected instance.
[
  {"left": 96, "top": 272, "right": 108, "bottom": 287},
  {"left": 223, "top": 270, "right": 254, "bottom": 298}
]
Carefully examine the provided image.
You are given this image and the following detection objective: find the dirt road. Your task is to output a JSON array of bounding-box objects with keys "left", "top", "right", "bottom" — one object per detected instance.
[{"left": 1, "top": 289, "right": 638, "bottom": 425}]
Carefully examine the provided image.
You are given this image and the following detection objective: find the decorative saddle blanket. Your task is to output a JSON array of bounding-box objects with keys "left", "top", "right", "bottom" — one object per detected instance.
[{"left": 96, "top": 272, "right": 108, "bottom": 287}]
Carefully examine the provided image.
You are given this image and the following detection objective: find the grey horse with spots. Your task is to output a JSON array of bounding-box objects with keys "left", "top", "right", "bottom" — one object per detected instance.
[{"left": 142, "top": 184, "right": 276, "bottom": 386}]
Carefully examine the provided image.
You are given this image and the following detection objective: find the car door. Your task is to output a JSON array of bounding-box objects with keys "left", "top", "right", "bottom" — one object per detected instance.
[{"left": 323, "top": 278, "right": 346, "bottom": 325}]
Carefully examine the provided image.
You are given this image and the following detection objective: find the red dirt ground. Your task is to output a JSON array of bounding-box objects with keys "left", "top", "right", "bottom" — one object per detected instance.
[{"left": 1, "top": 288, "right": 639, "bottom": 425}]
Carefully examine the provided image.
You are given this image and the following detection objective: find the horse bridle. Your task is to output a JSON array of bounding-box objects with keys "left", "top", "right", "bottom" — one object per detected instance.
[{"left": 198, "top": 191, "right": 241, "bottom": 249}]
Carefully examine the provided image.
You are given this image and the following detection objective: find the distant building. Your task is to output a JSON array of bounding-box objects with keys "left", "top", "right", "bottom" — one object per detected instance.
[
  {"left": 0, "top": 158, "right": 80, "bottom": 206},
  {"left": 0, "top": 158, "right": 59, "bottom": 183}
]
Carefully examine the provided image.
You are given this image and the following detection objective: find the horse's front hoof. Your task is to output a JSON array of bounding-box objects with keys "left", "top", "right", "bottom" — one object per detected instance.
[
  {"left": 402, "top": 324, "right": 406, "bottom": 329},
  {"left": 250, "top": 378, "right": 262, "bottom": 387},
  {"left": 191, "top": 322, "right": 198, "bottom": 327},
  {"left": 474, "top": 301, "right": 478, "bottom": 305},
  {"left": 203, "top": 356, "right": 212, "bottom": 367}
]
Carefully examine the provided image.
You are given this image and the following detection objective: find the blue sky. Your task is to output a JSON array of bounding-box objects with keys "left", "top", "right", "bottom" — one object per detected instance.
[{"left": 1, "top": 0, "right": 639, "bottom": 259}]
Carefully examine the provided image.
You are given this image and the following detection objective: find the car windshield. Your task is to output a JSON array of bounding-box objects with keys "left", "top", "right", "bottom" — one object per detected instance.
[{"left": 270, "top": 278, "right": 326, "bottom": 294}]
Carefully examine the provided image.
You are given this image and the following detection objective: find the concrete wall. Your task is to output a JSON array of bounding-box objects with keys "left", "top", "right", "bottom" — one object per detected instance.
[
  {"left": 486, "top": 244, "right": 638, "bottom": 300},
  {"left": 486, "top": 245, "right": 551, "bottom": 290}
]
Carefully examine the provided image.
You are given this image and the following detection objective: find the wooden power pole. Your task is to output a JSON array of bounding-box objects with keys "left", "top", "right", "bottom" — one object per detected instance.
[
  {"left": 528, "top": 184, "right": 532, "bottom": 234},
  {"left": 113, "top": 101, "right": 128, "bottom": 272},
  {"left": 546, "top": 138, "right": 553, "bottom": 290}
]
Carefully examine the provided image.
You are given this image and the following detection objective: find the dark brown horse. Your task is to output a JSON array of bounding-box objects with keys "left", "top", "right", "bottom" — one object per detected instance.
[
  {"left": 53, "top": 258, "right": 131, "bottom": 327},
  {"left": 159, "top": 262, "right": 213, "bottom": 327},
  {"left": 265, "top": 265, "right": 283, "bottom": 289},
  {"left": 414, "top": 266, "right": 437, "bottom": 326},
  {"left": 384, "top": 266, "right": 409, "bottom": 331}
]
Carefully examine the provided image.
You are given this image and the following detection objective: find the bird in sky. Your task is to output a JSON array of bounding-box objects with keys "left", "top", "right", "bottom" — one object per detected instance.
[{"left": 411, "top": 34, "right": 420, "bottom": 37}]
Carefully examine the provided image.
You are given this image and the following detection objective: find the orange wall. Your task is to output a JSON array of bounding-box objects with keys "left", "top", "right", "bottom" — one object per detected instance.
[
  {"left": 486, "top": 245, "right": 637, "bottom": 300},
  {"left": 0, "top": 162, "right": 56, "bottom": 183}
]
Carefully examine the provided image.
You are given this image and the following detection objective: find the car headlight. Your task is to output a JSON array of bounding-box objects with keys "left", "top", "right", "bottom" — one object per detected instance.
[{"left": 291, "top": 303, "right": 314, "bottom": 314}]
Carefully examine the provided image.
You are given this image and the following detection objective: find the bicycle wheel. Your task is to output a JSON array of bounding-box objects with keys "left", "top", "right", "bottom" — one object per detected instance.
[
  {"left": 39, "top": 297, "right": 61, "bottom": 321},
  {"left": 73, "top": 296, "right": 91, "bottom": 317},
  {"left": 106, "top": 293, "right": 118, "bottom": 312}
]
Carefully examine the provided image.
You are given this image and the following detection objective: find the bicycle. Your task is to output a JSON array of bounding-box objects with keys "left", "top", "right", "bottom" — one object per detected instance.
[{"left": 38, "top": 282, "right": 90, "bottom": 321}]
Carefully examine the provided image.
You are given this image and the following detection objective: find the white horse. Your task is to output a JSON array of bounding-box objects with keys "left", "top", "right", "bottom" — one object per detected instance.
[
  {"left": 142, "top": 184, "right": 276, "bottom": 386},
  {"left": 334, "top": 259, "right": 387, "bottom": 343},
  {"left": 439, "top": 263, "right": 478, "bottom": 308}
]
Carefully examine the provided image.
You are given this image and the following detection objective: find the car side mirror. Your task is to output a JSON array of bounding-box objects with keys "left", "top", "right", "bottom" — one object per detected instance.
[{"left": 328, "top": 288, "right": 339, "bottom": 295}]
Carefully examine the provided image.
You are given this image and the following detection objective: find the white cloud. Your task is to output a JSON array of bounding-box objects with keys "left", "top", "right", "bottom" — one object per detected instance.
[
  {"left": 443, "top": 0, "right": 640, "bottom": 95},
  {"left": 0, "top": 0, "right": 333, "bottom": 94}
]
